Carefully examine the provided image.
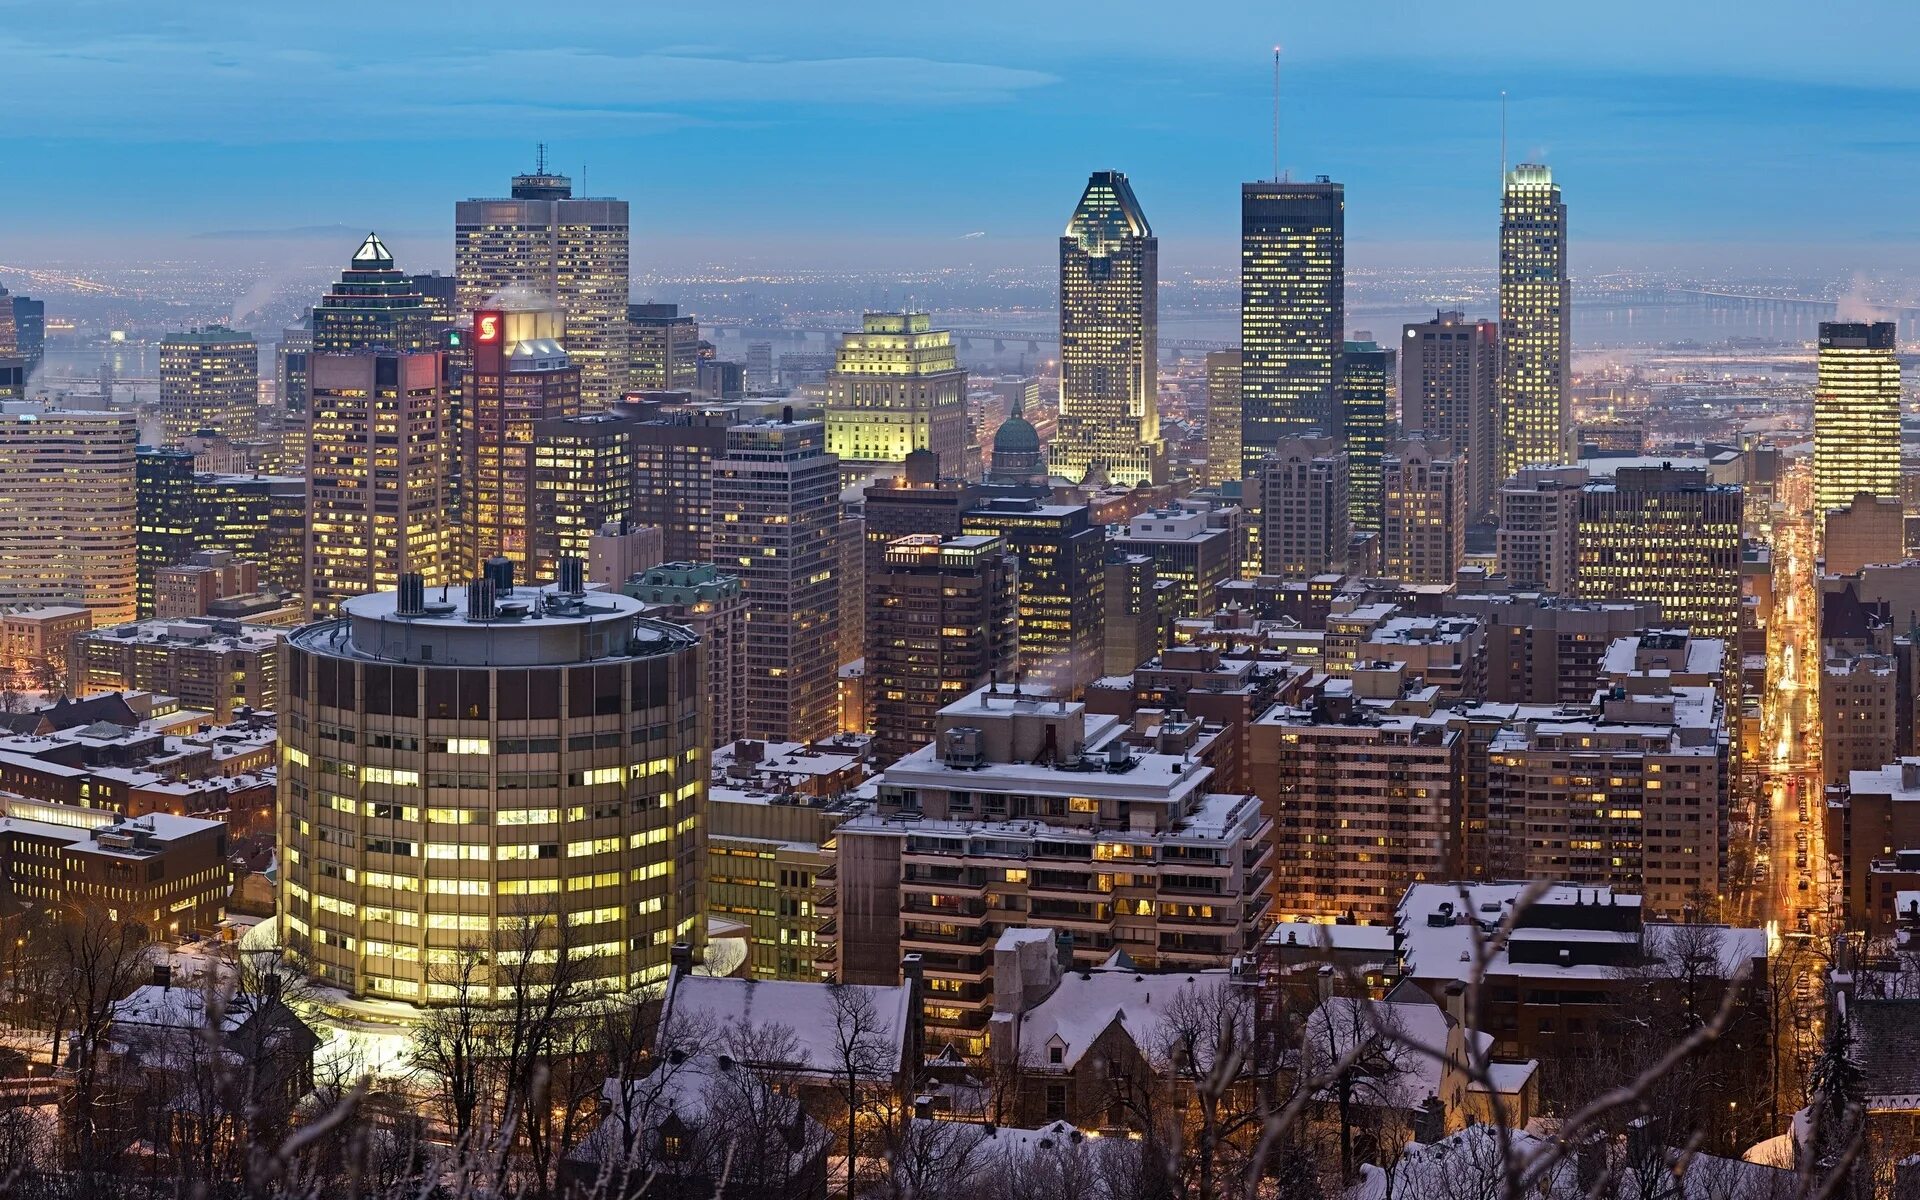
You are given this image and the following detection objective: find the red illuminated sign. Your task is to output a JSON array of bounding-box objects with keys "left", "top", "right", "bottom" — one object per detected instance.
[{"left": 474, "top": 311, "right": 503, "bottom": 344}]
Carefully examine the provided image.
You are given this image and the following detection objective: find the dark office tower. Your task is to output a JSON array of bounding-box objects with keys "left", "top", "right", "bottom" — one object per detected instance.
[
  {"left": 1053, "top": 171, "right": 1164, "bottom": 487},
  {"left": 712, "top": 419, "right": 843, "bottom": 744},
  {"left": 627, "top": 303, "right": 700, "bottom": 392},
  {"left": 1401, "top": 310, "right": 1499, "bottom": 519},
  {"left": 1499, "top": 163, "right": 1571, "bottom": 479},
  {"left": 0, "top": 286, "right": 21, "bottom": 400},
  {"left": 408, "top": 271, "right": 459, "bottom": 328},
  {"left": 276, "top": 319, "right": 311, "bottom": 418},
  {"left": 1337, "top": 340, "right": 1392, "bottom": 532},
  {"left": 135, "top": 448, "right": 200, "bottom": 617},
  {"left": 863, "top": 449, "right": 984, "bottom": 577},
  {"left": 1576, "top": 465, "right": 1742, "bottom": 643},
  {"left": 866, "top": 533, "right": 1019, "bottom": 763},
  {"left": 311, "top": 233, "right": 437, "bottom": 355},
  {"left": 461, "top": 299, "right": 583, "bottom": 575},
  {"left": 195, "top": 472, "right": 308, "bottom": 593},
  {"left": 158, "top": 326, "right": 258, "bottom": 444},
  {"left": 1240, "top": 178, "right": 1344, "bottom": 473},
  {"left": 532, "top": 411, "right": 634, "bottom": 583},
  {"left": 10, "top": 292, "right": 43, "bottom": 375},
  {"left": 631, "top": 410, "right": 736, "bottom": 561},
  {"left": 963, "top": 497, "right": 1106, "bottom": 699},
  {"left": 455, "top": 157, "right": 629, "bottom": 404}
]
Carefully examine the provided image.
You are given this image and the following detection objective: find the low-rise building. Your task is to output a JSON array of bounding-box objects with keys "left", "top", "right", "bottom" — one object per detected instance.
[
  {"left": 0, "top": 605, "right": 93, "bottom": 692},
  {"left": 73, "top": 618, "right": 281, "bottom": 721},
  {"left": 0, "top": 801, "right": 230, "bottom": 935}
]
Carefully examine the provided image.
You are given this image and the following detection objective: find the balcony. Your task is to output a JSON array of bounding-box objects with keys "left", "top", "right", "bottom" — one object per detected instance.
[
  {"left": 902, "top": 897, "right": 988, "bottom": 923},
  {"left": 901, "top": 925, "right": 991, "bottom": 952}
]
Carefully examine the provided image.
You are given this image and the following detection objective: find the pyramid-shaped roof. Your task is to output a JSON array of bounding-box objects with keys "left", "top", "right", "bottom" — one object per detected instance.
[{"left": 351, "top": 231, "right": 394, "bottom": 267}]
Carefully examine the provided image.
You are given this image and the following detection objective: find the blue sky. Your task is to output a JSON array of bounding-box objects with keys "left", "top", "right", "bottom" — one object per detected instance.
[{"left": 7, "top": 0, "right": 1920, "bottom": 273}]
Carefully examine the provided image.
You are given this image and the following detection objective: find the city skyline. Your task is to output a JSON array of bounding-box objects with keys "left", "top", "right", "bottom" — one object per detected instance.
[{"left": 11, "top": 2, "right": 1920, "bottom": 276}]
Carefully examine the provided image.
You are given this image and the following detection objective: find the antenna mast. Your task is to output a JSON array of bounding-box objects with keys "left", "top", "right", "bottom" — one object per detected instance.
[
  {"left": 1272, "top": 45, "right": 1283, "bottom": 183},
  {"left": 1499, "top": 91, "right": 1508, "bottom": 189},
  {"left": 536, "top": 142, "right": 548, "bottom": 174}
]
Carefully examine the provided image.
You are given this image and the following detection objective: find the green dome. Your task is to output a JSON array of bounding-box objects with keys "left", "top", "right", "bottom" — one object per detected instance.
[{"left": 994, "top": 413, "right": 1040, "bottom": 454}]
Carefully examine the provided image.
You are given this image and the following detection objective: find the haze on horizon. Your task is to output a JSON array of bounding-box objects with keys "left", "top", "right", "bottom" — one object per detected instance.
[{"left": 6, "top": 0, "right": 1920, "bottom": 279}]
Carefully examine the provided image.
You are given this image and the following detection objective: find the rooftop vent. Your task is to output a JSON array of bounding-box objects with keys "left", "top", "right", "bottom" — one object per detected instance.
[
  {"left": 484, "top": 556, "right": 515, "bottom": 596},
  {"left": 557, "top": 556, "right": 587, "bottom": 597},
  {"left": 396, "top": 572, "right": 427, "bottom": 617},
  {"left": 467, "top": 578, "right": 498, "bottom": 622}
]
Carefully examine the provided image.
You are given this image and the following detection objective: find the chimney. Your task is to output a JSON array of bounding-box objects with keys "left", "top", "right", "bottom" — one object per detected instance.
[{"left": 670, "top": 941, "right": 693, "bottom": 978}]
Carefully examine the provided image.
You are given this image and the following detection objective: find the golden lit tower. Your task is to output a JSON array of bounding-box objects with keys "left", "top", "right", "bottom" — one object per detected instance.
[
  {"left": 1052, "top": 171, "right": 1164, "bottom": 487},
  {"left": 455, "top": 156, "right": 629, "bottom": 405},
  {"left": 1813, "top": 321, "right": 1900, "bottom": 524},
  {"left": 1576, "top": 465, "right": 1741, "bottom": 643},
  {"left": 824, "top": 312, "right": 970, "bottom": 482},
  {"left": 1240, "top": 178, "right": 1344, "bottom": 472},
  {"left": 1498, "top": 163, "right": 1570, "bottom": 480}
]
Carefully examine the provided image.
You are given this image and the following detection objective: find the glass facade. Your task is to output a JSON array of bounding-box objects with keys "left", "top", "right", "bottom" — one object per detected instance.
[
  {"left": 1240, "top": 179, "right": 1344, "bottom": 473},
  {"left": 1338, "top": 340, "right": 1391, "bottom": 532},
  {"left": 1498, "top": 164, "right": 1570, "bottom": 480},
  {"left": 1813, "top": 321, "right": 1900, "bottom": 525}
]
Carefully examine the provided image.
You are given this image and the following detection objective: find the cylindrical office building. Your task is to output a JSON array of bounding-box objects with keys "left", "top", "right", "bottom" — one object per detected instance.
[{"left": 280, "top": 572, "right": 706, "bottom": 1004}]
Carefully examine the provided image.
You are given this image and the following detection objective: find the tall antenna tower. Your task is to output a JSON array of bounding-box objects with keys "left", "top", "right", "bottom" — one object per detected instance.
[
  {"left": 1272, "top": 46, "right": 1283, "bottom": 183},
  {"left": 536, "top": 142, "right": 548, "bottom": 174}
]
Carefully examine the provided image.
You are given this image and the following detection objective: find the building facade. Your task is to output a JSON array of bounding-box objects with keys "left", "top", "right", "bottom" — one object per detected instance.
[
  {"left": 461, "top": 301, "right": 584, "bottom": 576},
  {"left": 712, "top": 419, "right": 843, "bottom": 744},
  {"left": 1252, "top": 436, "right": 1350, "bottom": 580},
  {"left": 1496, "top": 466, "right": 1589, "bottom": 594},
  {"left": 159, "top": 327, "right": 258, "bottom": 445},
  {"left": 624, "top": 562, "right": 747, "bottom": 748},
  {"left": 0, "top": 405, "right": 137, "bottom": 625},
  {"left": 962, "top": 498, "right": 1107, "bottom": 699},
  {"left": 1381, "top": 437, "right": 1466, "bottom": 585},
  {"left": 1240, "top": 179, "right": 1344, "bottom": 472},
  {"left": 1401, "top": 311, "right": 1498, "bottom": 519},
  {"left": 626, "top": 303, "right": 700, "bottom": 393},
  {"left": 1052, "top": 171, "right": 1163, "bottom": 487},
  {"left": 1813, "top": 321, "right": 1901, "bottom": 525},
  {"left": 1498, "top": 164, "right": 1570, "bottom": 479},
  {"left": 278, "top": 579, "right": 707, "bottom": 1003},
  {"left": 454, "top": 164, "right": 629, "bottom": 404},
  {"left": 1575, "top": 465, "right": 1742, "bottom": 643},
  {"left": 824, "top": 313, "right": 969, "bottom": 482},
  {"left": 1338, "top": 340, "right": 1392, "bottom": 532},
  {"left": 1204, "top": 349, "right": 1243, "bottom": 487}
]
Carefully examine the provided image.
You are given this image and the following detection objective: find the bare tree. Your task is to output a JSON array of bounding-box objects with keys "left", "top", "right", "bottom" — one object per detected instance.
[
  {"left": 48, "top": 901, "right": 154, "bottom": 1165},
  {"left": 407, "top": 941, "right": 488, "bottom": 1147},
  {"left": 826, "top": 983, "right": 897, "bottom": 1195}
]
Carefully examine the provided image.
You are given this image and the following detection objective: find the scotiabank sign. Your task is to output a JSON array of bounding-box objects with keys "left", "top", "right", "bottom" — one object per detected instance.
[{"left": 474, "top": 311, "right": 503, "bottom": 344}]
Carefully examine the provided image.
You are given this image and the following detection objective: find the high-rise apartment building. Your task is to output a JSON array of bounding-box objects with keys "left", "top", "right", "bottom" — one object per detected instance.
[
  {"left": 1576, "top": 465, "right": 1742, "bottom": 643},
  {"left": 627, "top": 303, "right": 700, "bottom": 393},
  {"left": 624, "top": 561, "right": 747, "bottom": 748},
  {"left": 1382, "top": 437, "right": 1466, "bottom": 585},
  {"left": 454, "top": 161, "right": 629, "bottom": 404},
  {"left": 1103, "top": 550, "right": 1169, "bottom": 676},
  {"left": 631, "top": 410, "right": 736, "bottom": 562},
  {"left": 461, "top": 300, "right": 583, "bottom": 575},
  {"left": 279, "top": 577, "right": 707, "bottom": 1002},
  {"left": 1338, "top": 340, "right": 1392, "bottom": 531},
  {"left": 962, "top": 497, "right": 1107, "bottom": 698},
  {"left": 1251, "top": 705, "right": 1464, "bottom": 923},
  {"left": 1498, "top": 164, "right": 1571, "bottom": 478},
  {"left": 1252, "top": 436, "right": 1350, "bottom": 580},
  {"left": 1052, "top": 171, "right": 1163, "bottom": 487},
  {"left": 866, "top": 534, "right": 1019, "bottom": 762},
  {"left": 1496, "top": 465, "right": 1589, "bottom": 593},
  {"left": 159, "top": 327, "right": 258, "bottom": 444},
  {"left": 1108, "top": 504, "right": 1240, "bottom": 621},
  {"left": 1204, "top": 349, "right": 1243, "bottom": 487},
  {"left": 305, "top": 348, "right": 450, "bottom": 614},
  {"left": 1401, "top": 311, "right": 1499, "bottom": 518},
  {"left": 1240, "top": 178, "right": 1344, "bottom": 472},
  {"left": 824, "top": 312, "right": 969, "bottom": 483},
  {"left": 712, "top": 419, "right": 843, "bottom": 744},
  {"left": 826, "top": 688, "right": 1272, "bottom": 1052},
  {"left": 862, "top": 450, "right": 984, "bottom": 577},
  {"left": 0, "top": 405, "right": 137, "bottom": 625},
  {"left": 1813, "top": 321, "right": 1901, "bottom": 525}
]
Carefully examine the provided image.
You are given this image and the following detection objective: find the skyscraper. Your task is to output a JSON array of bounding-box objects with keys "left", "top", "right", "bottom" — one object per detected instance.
[
  {"left": 1338, "top": 340, "right": 1392, "bottom": 532},
  {"left": 824, "top": 312, "right": 970, "bottom": 483},
  {"left": 8, "top": 291, "right": 43, "bottom": 376},
  {"left": 311, "top": 233, "right": 437, "bottom": 355},
  {"left": 1240, "top": 178, "right": 1344, "bottom": 472},
  {"left": 1205, "top": 349, "right": 1243, "bottom": 487},
  {"left": 531, "top": 411, "right": 635, "bottom": 582},
  {"left": 962, "top": 497, "right": 1106, "bottom": 698},
  {"left": 0, "top": 405, "right": 137, "bottom": 625},
  {"left": 1813, "top": 321, "right": 1901, "bottom": 525},
  {"left": 305, "top": 348, "right": 450, "bottom": 614},
  {"left": 1381, "top": 436, "right": 1466, "bottom": 585},
  {"left": 1253, "top": 435, "right": 1350, "bottom": 580},
  {"left": 1401, "top": 310, "right": 1499, "bottom": 519},
  {"left": 1576, "top": 465, "right": 1741, "bottom": 643},
  {"left": 455, "top": 158, "right": 629, "bottom": 404},
  {"left": 279, "top": 577, "right": 707, "bottom": 1002},
  {"left": 1498, "top": 164, "right": 1571, "bottom": 480},
  {"left": 461, "top": 298, "right": 583, "bottom": 574},
  {"left": 1052, "top": 171, "right": 1163, "bottom": 487},
  {"left": 631, "top": 411, "right": 737, "bottom": 562},
  {"left": 627, "top": 303, "right": 700, "bottom": 393},
  {"left": 624, "top": 561, "right": 747, "bottom": 748},
  {"left": 865, "top": 533, "right": 1019, "bottom": 762},
  {"left": 135, "top": 448, "right": 198, "bottom": 618},
  {"left": 1496, "top": 465, "right": 1589, "bottom": 593},
  {"left": 712, "top": 418, "right": 843, "bottom": 744},
  {"left": 158, "top": 327, "right": 258, "bottom": 444}
]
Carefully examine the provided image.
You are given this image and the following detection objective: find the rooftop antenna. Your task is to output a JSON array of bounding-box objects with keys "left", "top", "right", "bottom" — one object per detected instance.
[
  {"left": 1499, "top": 91, "right": 1508, "bottom": 188},
  {"left": 535, "top": 142, "right": 548, "bottom": 174},
  {"left": 1272, "top": 45, "right": 1284, "bottom": 183}
]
